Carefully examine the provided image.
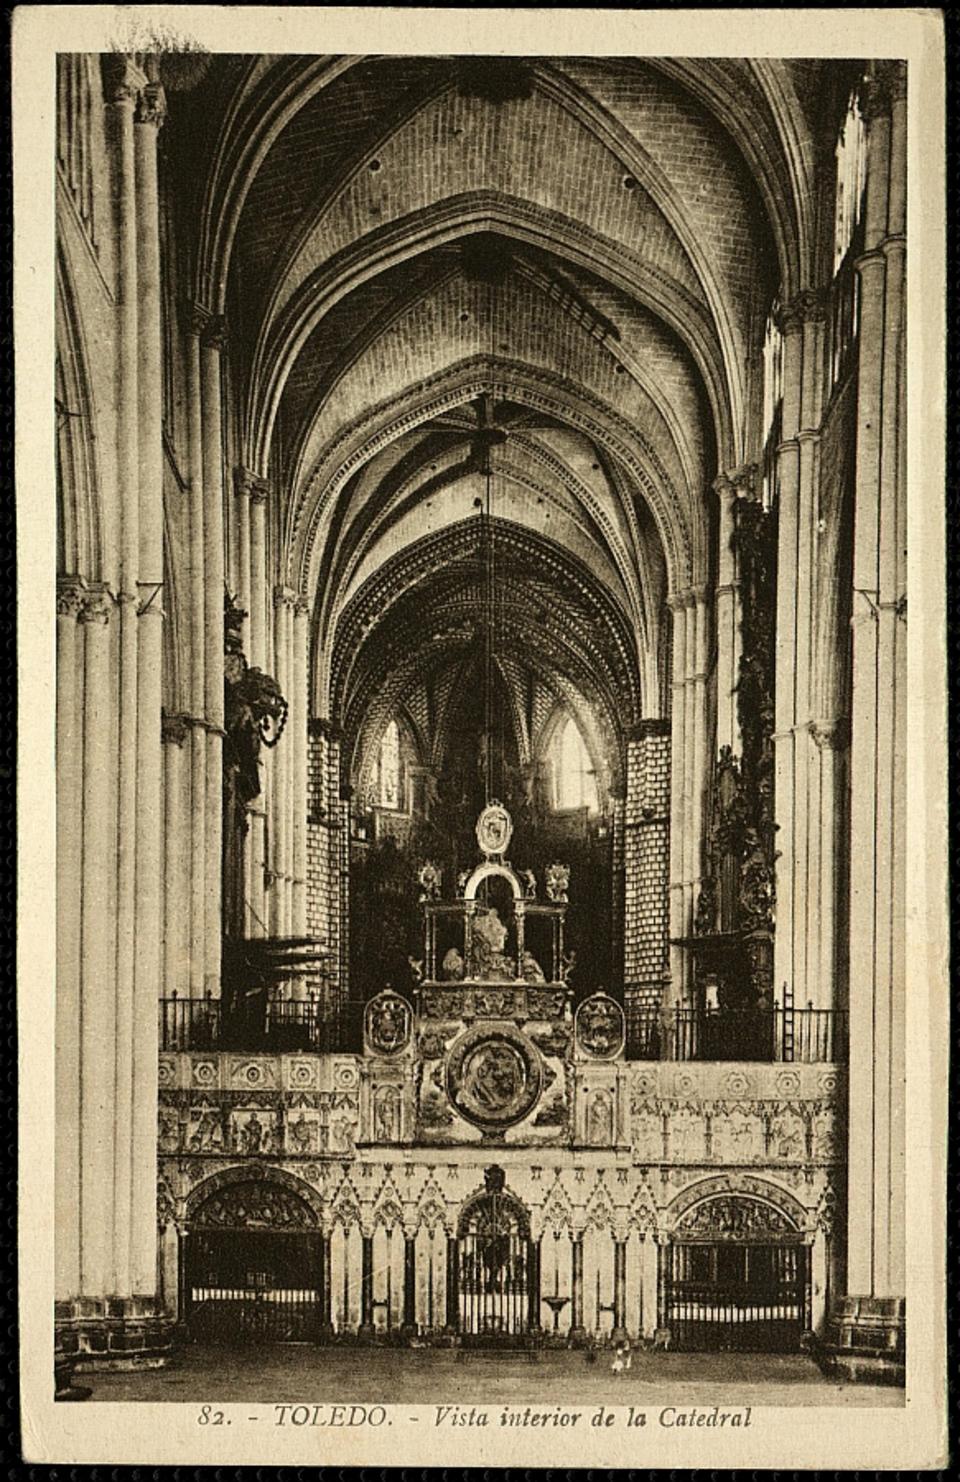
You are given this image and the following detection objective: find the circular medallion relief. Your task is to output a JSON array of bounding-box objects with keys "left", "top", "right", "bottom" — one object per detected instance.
[
  {"left": 575, "top": 993, "right": 625, "bottom": 1060},
  {"left": 475, "top": 801, "right": 513, "bottom": 858},
  {"left": 446, "top": 1025, "right": 541, "bottom": 1129},
  {"left": 365, "top": 991, "right": 412, "bottom": 1056}
]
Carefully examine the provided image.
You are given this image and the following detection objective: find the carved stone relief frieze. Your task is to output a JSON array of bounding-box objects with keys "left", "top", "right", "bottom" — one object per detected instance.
[{"left": 185, "top": 1099, "right": 225, "bottom": 1154}]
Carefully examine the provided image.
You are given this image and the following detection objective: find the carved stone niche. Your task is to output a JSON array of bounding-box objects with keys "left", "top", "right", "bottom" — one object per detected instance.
[
  {"left": 675, "top": 1194, "right": 797, "bottom": 1242},
  {"left": 190, "top": 1179, "right": 318, "bottom": 1232}
]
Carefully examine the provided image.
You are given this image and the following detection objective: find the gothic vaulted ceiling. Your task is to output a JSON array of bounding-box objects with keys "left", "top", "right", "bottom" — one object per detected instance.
[{"left": 171, "top": 54, "right": 815, "bottom": 777}]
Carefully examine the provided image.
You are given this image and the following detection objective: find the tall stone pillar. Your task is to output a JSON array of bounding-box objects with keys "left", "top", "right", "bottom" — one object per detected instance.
[
  {"left": 359, "top": 1232, "right": 375, "bottom": 1337},
  {"left": 812, "top": 720, "right": 849, "bottom": 1017},
  {"left": 714, "top": 474, "right": 740, "bottom": 755},
  {"left": 402, "top": 1234, "right": 417, "bottom": 1335},
  {"left": 689, "top": 587, "right": 710, "bottom": 934},
  {"left": 569, "top": 1231, "right": 585, "bottom": 1342},
  {"left": 78, "top": 591, "right": 117, "bottom": 1302},
  {"left": 772, "top": 297, "right": 804, "bottom": 1009},
  {"left": 666, "top": 594, "right": 687, "bottom": 1004},
  {"left": 246, "top": 483, "right": 270, "bottom": 936},
  {"left": 161, "top": 715, "right": 190, "bottom": 995},
  {"left": 201, "top": 316, "right": 226, "bottom": 995},
  {"left": 611, "top": 1236, "right": 628, "bottom": 1342},
  {"left": 623, "top": 721, "right": 671, "bottom": 1021},
  {"left": 183, "top": 305, "right": 208, "bottom": 994},
  {"left": 105, "top": 55, "right": 143, "bottom": 1297},
  {"left": 833, "top": 62, "right": 907, "bottom": 1375},
  {"left": 55, "top": 580, "right": 85, "bottom": 1300},
  {"left": 527, "top": 1237, "right": 542, "bottom": 1333},
  {"left": 292, "top": 596, "right": 310, "bottom": 936},
  {"left": 656, "top": 1235, "right": 670, "bottom": 1331},
  {"left": 131, "top": 78, "right": 166, "bottom": 1298},
  {"left": 271, "top": 587, "right": 295, "bottom": 937},
  {"left": 319, "top": 1229, "right": 333, "bottom": 1335},
  {"left": 232, "top": 471, "right": 255, "bottom": 935},
  {"left": 445, "top": 1235, "right": 460, "bottom": 1332}
]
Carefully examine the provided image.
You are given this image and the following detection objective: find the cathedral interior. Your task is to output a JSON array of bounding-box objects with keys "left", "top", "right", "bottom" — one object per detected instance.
[{"left": 54, "top": 52, "right": 906, "bottom": 1385}]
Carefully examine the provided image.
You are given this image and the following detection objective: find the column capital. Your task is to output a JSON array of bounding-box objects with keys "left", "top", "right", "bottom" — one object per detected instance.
[
  {"left": 102, "top": 55, "right": 148, "bottom": 106},
  {"left": 79, "top": 589, "right": 112, "bottom": 625},
  {"left": 310, "top": 717, "right": 343, "bottom": 742},
  {"left": 715, "top": 463, "right": 760, "bottom": 503},
  {"left": 161, "top": 711, "right": 190, "bottom": 747},
  {"left": 201, "top": 314, "right": 228, "bottom": 352},
  {"left": 812, "top": 718, "right": 851, "bottom": 752},
  {"left": 294, "top": 594, "right": 311, "bottom": 618},
  {"left": 135, "top": 81, "right": 167, "bottom": 128},
  {"left": 57, "top": 576, "right": 87, "bottom": 620},
  {"left": 234, "top": 466, "right": 272, "bottom": 503},
  {"left": 777, "top": 287, "right": 827, "bottom": 334},
  {"left": 712, "top": 472, "right": 736, "bottom": 504},
  {"left": 274, "top": 584, "right": 299, "bottom": 610},
  {"left": 181, "top": 300, "right": 212, "bottom": 339},
  {"left": 628, "top": 719, "right": 670, "bottom": 742}
]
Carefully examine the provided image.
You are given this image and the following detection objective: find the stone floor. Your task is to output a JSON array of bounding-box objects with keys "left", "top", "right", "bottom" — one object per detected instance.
[{"left": 82, "top": 1345, "right": 904, "bottom": 1407}]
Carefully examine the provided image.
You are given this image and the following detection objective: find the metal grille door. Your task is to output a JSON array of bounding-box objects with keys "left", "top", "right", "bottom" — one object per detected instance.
[
  {"left": 666, "top": 1241, "right": 807, "bottom": 1352},
  {"left": 458, "top": 1192, "right": 531, "bottom": 1343},
  {"left": 185, "top": 1231, "right": 323, "bottom": 1344}
]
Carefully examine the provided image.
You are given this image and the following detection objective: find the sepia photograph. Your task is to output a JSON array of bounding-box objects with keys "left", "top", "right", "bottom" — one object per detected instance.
[{"left": 15, "top": 5, "right": 947, "bottom": 1469}]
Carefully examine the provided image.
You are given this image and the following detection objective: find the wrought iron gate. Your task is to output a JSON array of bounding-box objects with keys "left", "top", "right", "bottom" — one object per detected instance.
[
  {"left": 666, "top": 1241, "right": 808, "bottom": 1352},
  {"left": 457, "top": 1183, "right": 534, "bottom": 1343},
  {"left": 185, "top": 1230, "right": 323, "bottom": 1344}
]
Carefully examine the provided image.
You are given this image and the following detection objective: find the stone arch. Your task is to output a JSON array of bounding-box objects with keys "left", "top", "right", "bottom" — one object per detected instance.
[
  {"left": 663, "top": 1173, "right": 810, "bottom": 1237},
  {"left": 250, "top": 198, "right": 732, "bottom": 482},
  {"left": 184, "top": 1163, "right": 325, "bottom": 1228},
  {"left": 200, "top": 56, "right": 810, "bottom": 332},
  {"left": 457, "top": 1182, "right": 531, "bottom": 1242},
  {"left": 295, "top": 359, "right": 693, "bottom": 641}
]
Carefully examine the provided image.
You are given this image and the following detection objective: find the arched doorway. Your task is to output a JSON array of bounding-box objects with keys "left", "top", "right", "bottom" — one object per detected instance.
[
  {"left": 456, "top": 1168, "right": 539, "bottom": 1345},
  {"left": 183, "top": 1174, "right": 324, "bottom": 1345},
  {"left": 663, "top": 1191, "right": 810, "bottom": 1352}
]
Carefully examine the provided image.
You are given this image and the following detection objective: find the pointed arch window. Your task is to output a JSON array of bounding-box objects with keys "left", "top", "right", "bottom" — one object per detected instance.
[
  {"left": 549, "top": 714, "right": 598, "bottom": 815},
  {"left": 834, "top": 89, "right": 867, "bottom": 273},
  {"left": 829, "top": 88, "right": 867, "bottom": 389},
  {"left": 377, "top": 719, "right": 401, "bottom": 810}
]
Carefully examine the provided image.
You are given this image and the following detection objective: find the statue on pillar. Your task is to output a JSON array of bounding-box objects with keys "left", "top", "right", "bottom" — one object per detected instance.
[{"left": 222, "top": 591, "right": 287, "bottom": 938}]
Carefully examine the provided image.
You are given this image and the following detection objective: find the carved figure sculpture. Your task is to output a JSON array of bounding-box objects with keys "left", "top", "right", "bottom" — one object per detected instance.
[
  {"left": 471, "top": 906, "right": 514, "bottom": 981},
  {"left": 441, "top": 947, "right": 466, "bottom": 981},
  {"left": 374, "top": 1087, "right": 401, "bottom": 1143},
  {"left": 223, "top": 664, "right": 287, "bottom": 807},
  {"left": 521, "top": 950, "right": 546, "bottom": 983}
]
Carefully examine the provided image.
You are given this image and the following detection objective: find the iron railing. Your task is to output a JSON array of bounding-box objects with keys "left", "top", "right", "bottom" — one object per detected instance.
[
  {"left": 159, "top": 991, "right": 357, "bottom": 1054},
  {"left": 624, "top": 1004, "right": 848, "bottom": 1064}
]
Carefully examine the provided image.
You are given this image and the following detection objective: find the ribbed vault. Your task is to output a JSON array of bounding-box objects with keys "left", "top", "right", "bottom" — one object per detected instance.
[
  {"left": 331, "top": 517, "right": 643, "bottom": 797},
  {"left": 169, "top": 52, "right": 813, "bottom": 782}
]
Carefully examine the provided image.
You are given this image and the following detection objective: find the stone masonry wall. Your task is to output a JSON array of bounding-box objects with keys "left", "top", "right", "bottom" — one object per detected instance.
[{"left": 623, "top": 723, "right": 671, "bottom": 1007}]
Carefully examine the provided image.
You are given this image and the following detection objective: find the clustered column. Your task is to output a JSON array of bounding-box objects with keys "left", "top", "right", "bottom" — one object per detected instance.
[
  {"left": 55, "top": 54, "right": 171, "bottom": 1339},
  {"left": 772, "top": 286, "right": 835, "bottom": 1018},
  {"left": 233, "top": 469, "right": 271, "bottom": 936},
  {"left": 666, "top": 587, "right": 710, "bottom": 1006},
  {"left": 845, "top": 61, "right": 907, "bottom": 1310},
  {"left": 713, "top": 464, "right": 756, "bottom": 756}
]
